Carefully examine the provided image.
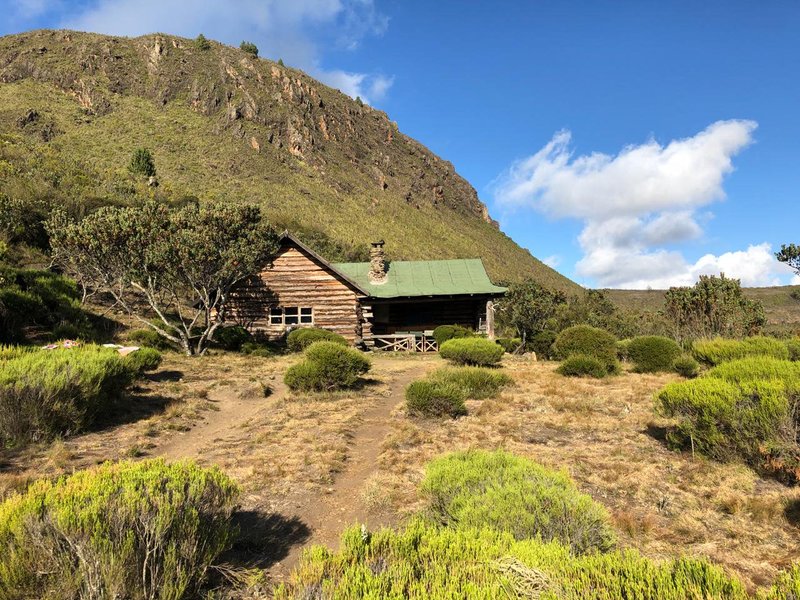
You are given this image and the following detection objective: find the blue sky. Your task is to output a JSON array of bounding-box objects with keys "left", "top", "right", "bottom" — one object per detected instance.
[{"left": 2, "top": 0, "right": 799, "bottom": 288}]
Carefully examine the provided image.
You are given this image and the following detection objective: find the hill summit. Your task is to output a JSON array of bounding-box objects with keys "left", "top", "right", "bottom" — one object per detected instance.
[{"left": 0, "top": 29, "right": 577, "bottom": 290}]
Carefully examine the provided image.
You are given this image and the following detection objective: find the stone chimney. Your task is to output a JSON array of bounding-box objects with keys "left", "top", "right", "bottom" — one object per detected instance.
[{"left": 368, "top": 240, "right": 387, "bottom": 284}]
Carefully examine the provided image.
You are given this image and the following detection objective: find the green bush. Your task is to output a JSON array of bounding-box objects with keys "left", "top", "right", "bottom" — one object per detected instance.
[
  {"left": 213, "top": 325, "right": 252, "bottom": 351},
  {"left": 706, "top": 356, "right": 800, "bottom": 388},
  {"left": 616, "top": 338, "right": 633, "bottom": 361},
  {"left": 127, "top": 327, "right": 173, "bottom": 351},
  {"left": 553, "top": 325, "right": 618, "bottom": 371},
  {"left": 0, "top": 269, "right": 94, "bottom": 344},
  {"left": 421, "top": 450, "right": 614, "bottom": 554},
  {"left": 405, "top": 380, "right": 467, "bottom": 418},
  {"left": 0, "top": 459, "right": 238, "bottom": 600},
  {"left": 655, "top": 374, "right": 794, "bottom": 465},
  {"left": 432, "top": 324, "right": 474, "bottom": 346},
  {"left": 439, "top": 337, "right": 504, "bottom": 367},
  {"left": 241, "top": 341, "right": 274, "bottom": 357},
  {"left": 275, "top": 520, "right": 748, "bottom": 600},
  {"left": 194, "top": 33, "right": 211, "bottom": 50},
  {"left": 428, "top": 366, "right": 512, "bottom": 399},
  {"left": 286, "top": 327, "right": 347, "bottom": 352},
  {"left": 128, "top": 148, "right": 156, "bottom": 178},
  {"left": 123, "top": 347, "right": 162, "bottom": 373},
  {"left": 284, "top": 341, "right": 370, "bottom": 392},
  {"left": 673, "top": 354, "right": 700, "bottom": 378},
  {"left": 786, "top": 339, "right": 800, "bottom": 361},
  {"left": 495, "top": 337, "right": 521, "bottom": 353},
  {"left": 0, "top": 345, "right": 139, "bottom": 447},
  {"left": 240, "top": 40, "right": 259, "bottom": 56},
  {"left": 692, "top": 336, "right": 790, "bottom": 366},
  {"left": 529, "top": 330, "right": 557, "bottom": 359},
  {"left": 557, "top": 354, "right": 610, "bottom": 379},
  {"left": 626, "top": 336, "right": 681, "bottom": 373},
  {"left": 766, "top": 564, "right": 800, "bottom": 600}
]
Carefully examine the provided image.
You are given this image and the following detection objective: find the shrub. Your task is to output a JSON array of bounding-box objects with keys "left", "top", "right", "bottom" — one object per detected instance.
[
  {"left": 655, "top": 375, "right": 794, "bottom": 465},
  {"left": 275, "top": 521, "right": 748, "bottom": 600},
  {"left": 241, "top": 341, "right": 274, "bottom": 357},
  {"left": 706, "top": 356, "right": 800, "bottom": 389},
  {"left": 529, "top": 329, "right": 557, "bottom": 359},
  {"left": 0, "top": 346, "right": 139, "bottom": 447},
  {"left": 692, "top": 336, "right": 789, "bottom": 366},
  {"left": 194, "top": 33, "right": 211, "bottom": 50},
  {"left": 616, "top": 338, "right": 633, "bottom": 361},
  {"left": 284, "top": 341, "right": 370, "bottom": 392},
  {"left": 673, "top": 355, "right": 700, "bottom": 378},
  {"left": 428, "top": 366, "right": 512, "bottom": 399},
  {"left": 626, "top": 336, "right": 681, "bottom": 373},
  {"left": 128, "top": 148, "right": 156, "bottom": 178},
  {"left": 439, "top": 337, "right": 504, "bottom": 367},
  {"left": 0, "top": 269, "right": 93, "bottom": 344},
  {"left": 0, "top": 459, "right": 238, "bottom": 599},
  {"left": 432, "top": 324, "right": 474, "bottom": 346},
  {"left": 556, "top": 354, "right": 610, "bottom": 379},
  {"left": 123, "top": 347, "right": 162, "bottom": 373},
  {"left": 405, "top": 380, "right": 467, "bottom": 418},
  {"left": 128, "top": 327, "right": 173, "bottom": 351},
  {"left": 213, "top": 325, "right": 252, "bottom": 351},
  {"left": 553, "top": 325, "right": 618, "bottom": 371},
  {"left": 495, "top": 337, "right": 522, "bottom": 354},
  {"left": 286, "top": 327, "right": 347, "bottom": 352},
  {"left": 787, "top": 339, "right": 800, "bottom": 361},
  {"left": 240, "top": 40, "right": 259, "bottom": 56},
  {"left": 421, "top": 450, "right": 615, "bottom": 554}
]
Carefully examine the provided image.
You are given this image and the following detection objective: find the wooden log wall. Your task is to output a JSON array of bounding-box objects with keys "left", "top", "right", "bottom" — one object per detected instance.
[{"left": 228, "top": 246, "right": 367, "bottom": 343}]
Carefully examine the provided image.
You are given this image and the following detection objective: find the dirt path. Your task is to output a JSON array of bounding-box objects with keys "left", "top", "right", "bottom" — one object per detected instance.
[
  {"left": 156, "top": 379, "right": 288, "bottom": 461},
  {"left": 267, "top": 361, "right": 429, "bottom": 581}
]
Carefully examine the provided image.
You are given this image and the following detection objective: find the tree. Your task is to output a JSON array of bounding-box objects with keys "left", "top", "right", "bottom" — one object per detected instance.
[
  {"left": 662, "top": 274, "right": 765, "bottom": 342},
  {"left": 240, "top": 41, "right": 258, "bottom": 57},
  {"left": 128, "top": 148, "right": 156, "bottom": 178},
  {"left": 194, "top": 33, "right": 211, "bottom": 50},
  {"left": 556, "top": 290, "right": 644, "bottom": 339},
  {"left": 48, "top": 201, "right": 279, "bottom": 355},
  {"left": 776, "top": 244, "right": 800, "bottom": 273},
  {"left": 495, "top": 281, "right": 567, "bottom": 346}
]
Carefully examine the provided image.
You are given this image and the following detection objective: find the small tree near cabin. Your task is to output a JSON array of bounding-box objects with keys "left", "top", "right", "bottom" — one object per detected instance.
[
  {"left": 496, "top": 281, "right": 566, "bottom": 347},
  {"left": 48, "top": 202, "right": 279, "bottom": 355},
  {"left": 662, "top": 274, "right": 765, "bottom": 342},
  {"left": 128, "top": 148, "right": 156, "bottom": 178}
]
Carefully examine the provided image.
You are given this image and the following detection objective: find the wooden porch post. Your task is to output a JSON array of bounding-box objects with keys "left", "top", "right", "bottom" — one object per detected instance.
[{"left": 486, "top": 299, "right": 495, "bottom": 340}]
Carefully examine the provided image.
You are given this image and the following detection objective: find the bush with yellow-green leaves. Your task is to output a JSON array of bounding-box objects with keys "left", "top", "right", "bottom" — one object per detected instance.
[{"left": 0, "top": 459, "right": 238, "bottom": 600}]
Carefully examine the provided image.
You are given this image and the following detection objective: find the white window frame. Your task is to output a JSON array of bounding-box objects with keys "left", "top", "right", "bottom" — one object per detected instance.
[{"left": 269, "top": 306, "right": 314, "bottom": 326}]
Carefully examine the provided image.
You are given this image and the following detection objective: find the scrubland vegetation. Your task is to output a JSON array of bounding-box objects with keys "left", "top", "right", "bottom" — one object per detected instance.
[
  {"left": 0, "top": 459, "right": 237, "bottom": 599},
  {"left": 284, "top": 340, "right": 371, "bottom": 391},
  {"left": 0, "top": 344, "right": 159, "bottom": 447},
  {"left": 439, "top": 336, "right": 505, "bottom": 366}
]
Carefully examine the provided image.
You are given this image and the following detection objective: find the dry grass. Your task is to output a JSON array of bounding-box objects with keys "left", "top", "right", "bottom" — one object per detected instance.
[
  {"left": 374, "top": 355, "right": 800, "bottom": 591},
  {"left": 2, "top": 350, "right": 799, "bottom": 592}
]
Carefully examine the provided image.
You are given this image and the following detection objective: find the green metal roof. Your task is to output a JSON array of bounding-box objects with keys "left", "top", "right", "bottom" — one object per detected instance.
[{"left": 331, "top": 259, "right": 507, "bottom": 299}]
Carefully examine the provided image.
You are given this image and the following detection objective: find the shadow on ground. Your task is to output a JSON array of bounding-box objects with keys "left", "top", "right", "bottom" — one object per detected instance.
[{"left": 223, "top": 510, "right": 312, "bottom": 569}]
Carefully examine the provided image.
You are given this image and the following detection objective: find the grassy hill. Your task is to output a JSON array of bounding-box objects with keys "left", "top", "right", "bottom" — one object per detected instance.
[
  {"left": 0, "top": 29, "right": 579, "bottom": 292},
  {"left": 607, "top": 285, "right": 800, "bottom": 333}
]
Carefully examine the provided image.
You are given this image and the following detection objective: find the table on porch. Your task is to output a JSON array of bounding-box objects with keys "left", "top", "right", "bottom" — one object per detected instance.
[{"left": 372, "top": 331, "right": 438, "bottom": 352}]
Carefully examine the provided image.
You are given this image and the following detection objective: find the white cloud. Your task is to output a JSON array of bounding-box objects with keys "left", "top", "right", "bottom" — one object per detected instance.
[
  {"left": 542, "top": 255, "right": 561, "bottom": 268},
  {"left": 493, "top": 120, "right": 793, "bottom": 288},
  {"left": 62, "top": 0, "right": 391, "bottom": 104}
]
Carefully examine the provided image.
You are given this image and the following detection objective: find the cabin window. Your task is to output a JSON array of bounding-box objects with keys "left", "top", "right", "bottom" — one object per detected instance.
[{"left": 269, "top": 306, "right": 313, "bottom": 325}]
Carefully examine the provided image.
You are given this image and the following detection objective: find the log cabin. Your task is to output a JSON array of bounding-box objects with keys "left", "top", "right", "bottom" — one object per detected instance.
[{"left": 227, "top": 233, "right": 506, "bottom": 349}]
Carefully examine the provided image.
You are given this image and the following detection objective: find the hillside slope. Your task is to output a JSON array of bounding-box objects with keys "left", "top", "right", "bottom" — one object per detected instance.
[{"left": 0, "top": 29, "right": 578, "bottom": 291}]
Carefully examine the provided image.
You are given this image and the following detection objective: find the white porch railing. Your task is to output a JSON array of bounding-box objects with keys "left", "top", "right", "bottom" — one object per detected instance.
[{"left": 372, "top": 334, "right": 437, "bottom": 352}]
